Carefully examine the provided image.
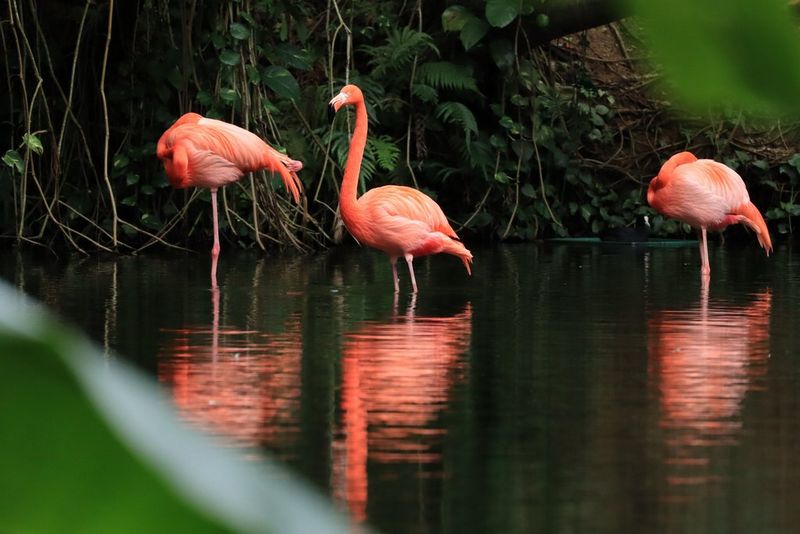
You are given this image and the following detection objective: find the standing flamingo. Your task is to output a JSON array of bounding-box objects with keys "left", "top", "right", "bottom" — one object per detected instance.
[
  {"left": 329, "top": 84, "right": 473, "bottom": 292},
  {"left": 156, "top": 112, "right": 303, "bottom": 288},
  {"left": 647, "top": 151, "right": 772, "bottom": 276}
]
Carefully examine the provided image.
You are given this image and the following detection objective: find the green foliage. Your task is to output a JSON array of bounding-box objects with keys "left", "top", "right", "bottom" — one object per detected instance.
[
  {"left": 417, "top": 61, "right": 479, "bottom": 93},
  {"left": 436, "top": 102, "right": 478, "bottom": 146},
  {"left": 0, "top": 281, "right": 354, "bottom": 533},
  {"left": 2, "top": 0, "right": 799, "bottom": 251},
  {"left": 627, "top": 0, "right": 800, "bottom": 116},
  {"left": 362, "top": 27, "right": 439, "bottom": 77}
]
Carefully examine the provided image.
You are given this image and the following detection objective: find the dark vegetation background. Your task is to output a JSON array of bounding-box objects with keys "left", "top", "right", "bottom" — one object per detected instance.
[{"left": 2, "top": 0, "right": 799, "bottom": 254}]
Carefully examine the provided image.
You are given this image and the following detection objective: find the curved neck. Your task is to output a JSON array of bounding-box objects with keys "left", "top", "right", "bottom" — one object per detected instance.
[{"left": 340, "top": 101, "right": 368, "bottom": 217}]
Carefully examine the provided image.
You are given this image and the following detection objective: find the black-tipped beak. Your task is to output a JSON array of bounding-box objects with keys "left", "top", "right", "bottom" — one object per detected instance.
[{"left": 327, "top": 103, "right": 336, "bottom": 122}]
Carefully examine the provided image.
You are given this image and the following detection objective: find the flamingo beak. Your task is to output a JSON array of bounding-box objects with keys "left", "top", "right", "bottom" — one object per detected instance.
[{"left": 329, "top": 91, "right": 347, "bottom": 113}]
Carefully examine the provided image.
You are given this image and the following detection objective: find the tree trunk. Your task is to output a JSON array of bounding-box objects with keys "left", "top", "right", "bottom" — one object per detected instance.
[{"left": 530, "top": 0, "right": 629, "bottom": 45}]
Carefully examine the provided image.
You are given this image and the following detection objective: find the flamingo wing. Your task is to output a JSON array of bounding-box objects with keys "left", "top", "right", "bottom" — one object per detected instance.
[
  {"left": 659, "top": 159, "right": 751, "bottom": 228},
  {"left": 197, "top": 118, "right": 302, "bottom": 202},
  {"left": 360, "top": 186, "right": 459, "bottom": 238}
]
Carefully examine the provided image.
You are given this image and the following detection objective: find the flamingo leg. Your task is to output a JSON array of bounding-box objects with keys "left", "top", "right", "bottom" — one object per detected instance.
[
  {"left": 210, "top": 188, "right": 221, "bottom": 289},
  {"left": 699, "top": 227, "right": 711, "bottom": 277},
  {"left": 404, "top": 253, "right": 418, "bottom": 293},
  {"left": 390, "top": 257, "right": 399, "bottom": 293}
]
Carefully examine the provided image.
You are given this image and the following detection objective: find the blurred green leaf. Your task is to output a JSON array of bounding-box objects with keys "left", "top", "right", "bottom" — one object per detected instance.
[
  {"left": 229, "top": 22, "right": 250, "bottom": 40},
  {"left": 166, "top": 67, "right": 183, "bottom": 91},
  {"left": 490, "top": 39, "right": 514, "bottom": 70},
  {"left": 0, "top": 282, "right": 354, "bottom": 533},
  {"left": 262, "top": 66, "right": 301, "bottom": 101},
  {"left": 627, "top": 0, "right": 800, "bottom": 115},
  {"left": 521, "top": 183, "right": 536, "bottom": 198},
  {"left": 22, "top": 133, "right": 43, "bottom": 155},
  {"left": 113, "top": 154, "right": 129, "bottom": 169},
  {"left": 219, "top": 88, "right": 239, "bottom": 103},
  {"left": 536, "top": 13, "right": 550, "bottom": 27},
  {"left": 219, "top": 49, "right": 241, "bottom": 66},
  {"left": 2, "top": 149, "right": 24, "bottom": 173},
  {"left": 460, "top": 17, "right": 489, "bottom": 50},
  {"left": 442, "top": 5, "right": 471, "bottom": 31},
  {"left": 485, "top": 0, "right": 519, "bottom": 28},
  {"left": 274, "top": 43, "right": 313, "bottom": 71}
]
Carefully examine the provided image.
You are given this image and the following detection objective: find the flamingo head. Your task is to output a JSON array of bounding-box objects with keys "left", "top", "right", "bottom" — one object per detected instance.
[{"left": 329, "top": 84, "right": 363, "bottom": 112}]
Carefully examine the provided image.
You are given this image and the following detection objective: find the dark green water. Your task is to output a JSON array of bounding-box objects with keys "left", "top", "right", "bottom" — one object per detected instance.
[{"left": 3, "top": 240, "right": 799, "bottom": 533}]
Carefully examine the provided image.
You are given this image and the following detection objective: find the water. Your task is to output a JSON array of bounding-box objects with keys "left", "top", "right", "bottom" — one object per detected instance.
[{"left": 2, "top": 240, "right": 800, "bottom": 533}]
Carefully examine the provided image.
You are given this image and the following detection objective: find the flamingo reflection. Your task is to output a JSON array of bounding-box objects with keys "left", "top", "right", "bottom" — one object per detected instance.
[
  {"left": 648, "top": 281, "right": 771, "bottom": 502},
  {"left": 158, "top": 287, "right": 302, "bottom": 457},
  {"left": 332, "top": 296, "right": 473, "bottom": 522}
]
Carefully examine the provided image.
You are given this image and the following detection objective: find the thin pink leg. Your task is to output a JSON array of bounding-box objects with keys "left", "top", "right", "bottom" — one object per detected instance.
[
  {"left": 404, "top": 254, "right": 418, "bottom": 293},
  {"left": 699, "top": 227, "right": 710, "bottom": 277},
  {"left": 210, "top": 188, "right": 221, "bottom": 289},
  {"left": 390, "top": 257, "right": 399, "bottom": 293}
]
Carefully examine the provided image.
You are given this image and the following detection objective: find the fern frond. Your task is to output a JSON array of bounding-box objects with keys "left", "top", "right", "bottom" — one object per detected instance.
[
  {"left": 436, "top": 101, "right": 478, "bottom": 150},
  {"left": 435, "top": 101, "right": 478, "bottom": 135},
  {"left": 368, "top": 135, "right": 401, "bottom": 172},
  {"left": 412, "top": 83, "right": 439, "bottom": 104},
  {"left": 362, "top": 28, "right": 439, "bottom": 78},
  {"left": 417, "top": 61, "right": 479, "bottom": 93}
]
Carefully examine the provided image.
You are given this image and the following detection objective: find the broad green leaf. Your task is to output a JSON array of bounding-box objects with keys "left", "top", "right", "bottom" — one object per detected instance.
[
  {"left": 490, "top": 39, "right": 514, "bottom": 70},
  {"left": 627, "top": 0, "right": 800, "bottom": 116},
  {"left": 229, "top": 22, "right": 250, "bottom": 40},
  {"left": 511, "top": 139, "right": 533, "bottom": 162},
  {"left": 442, "top": 5, "right": 471, "bottom": 31},
  {"left": 197, "top": 90, "right": 214, "bottom": 106},
  {"left": 262, "top": 66, "right": 301, "bottom": 101},
  {"left": 274, "top": 43, "right": 313, "bottom": 71},
  {"left": 247, "top": 65, "right": 261, "bottom": 84},
  {"left": 219, "top": 88, "right": 239, "bottom": 103},
  {"left": 121, "top": 195, "right": 137, "bottom": 206},
  {"left": 22, "top": 133, "right": 43, "bottom": 155},
  {"left": 167, "top": 66, "right": 183, "bottom": 91},
  {"left": 113, "top": 154, "right": 129, "bottom": 169},
  {"left": 460, "top": 17, "right": 489, "bottom": 50},
  {"left": 0, "top": 281, "right": 355, "bottom": 533},
  {"left": 536, "top": 13, "right": 550, "bottom": 27},
  {"left": 2, "top": 149, "right": 24, "bottom": 173},
  {"left": 494, "top": 171, "right": 511, "bottom": 184},
  {"left": 521, "top": 183, "right": 536, "bottom": 198},
  {"left": 485, "top": 0, "right": 519, "bottom": 28},
  {"left": 789, "top": 153, "right": 800, "bottom": 171},
  {"left": 219, "top": 49, "right": 241, "bottom": 66}
]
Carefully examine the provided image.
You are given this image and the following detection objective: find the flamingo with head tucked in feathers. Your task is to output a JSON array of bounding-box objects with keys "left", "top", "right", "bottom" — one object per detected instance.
[
  {"left": 647, "top": 151, "right": 772, "bottom": 276},
  {"left": 329, "top": 84, "right": 473, "bottom": 293},
  {"left": 157, "top": 112, "right": 303, "bottom": 288}
]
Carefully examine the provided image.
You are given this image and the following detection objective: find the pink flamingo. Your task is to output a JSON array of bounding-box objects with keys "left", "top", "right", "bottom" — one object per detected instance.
[
  {"left": 329, "top": 84, "right": 473, "bottom": 293},
  {"left": 156, "top": 112, "right": 303, "bottom": 288},
  {"left": 647, "top": 151, "right": 772, "bottom": 276}
]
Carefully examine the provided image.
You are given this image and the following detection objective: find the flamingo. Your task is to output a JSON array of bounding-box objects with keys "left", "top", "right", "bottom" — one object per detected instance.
[
  {"left": 647, "top": 151, "right": 772, "bottom": 276},
  {"left": 156, "top": 112, "right": 303, "bottom": 288},
  {"left": 329, "top": 84, "right": 473, "bottom": 292}
]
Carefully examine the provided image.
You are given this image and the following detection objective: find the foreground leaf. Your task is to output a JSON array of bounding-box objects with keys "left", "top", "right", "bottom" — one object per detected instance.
[
  {"left": 627, "top": 0, "right": 800, "bottom": 116},
  {"left": 0, "top": 281, "right": 355, "bottom": 534}
]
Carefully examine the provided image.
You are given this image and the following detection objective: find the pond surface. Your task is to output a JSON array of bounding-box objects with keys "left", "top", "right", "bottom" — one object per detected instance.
[{"left": 3, "top": 240, "right": 800, "bottom": 533}]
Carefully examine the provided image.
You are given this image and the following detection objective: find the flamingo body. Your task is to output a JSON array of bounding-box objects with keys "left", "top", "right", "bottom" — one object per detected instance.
[
  {"left": 329, "top": 85, "right": 473, "bottom": 292},
  {"left": 157, "top": 112, "right": 303, "bottom": 287},
  {"left": 647, "top": 151, "right": 772, "bottom": 275}
]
